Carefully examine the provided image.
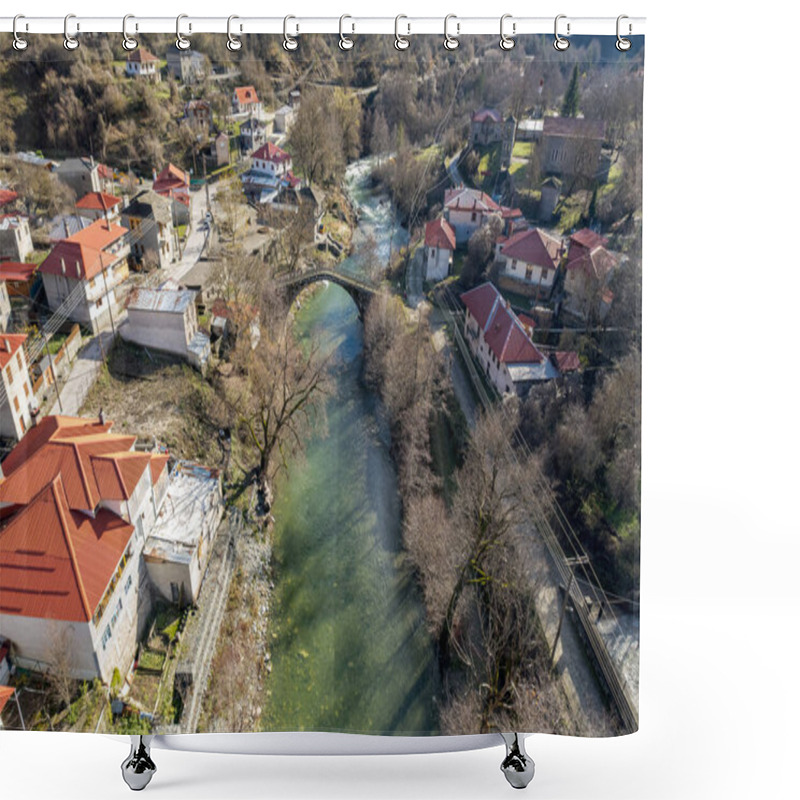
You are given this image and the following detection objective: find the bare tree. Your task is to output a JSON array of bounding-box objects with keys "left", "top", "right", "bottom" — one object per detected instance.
[{"left": 46, "top": 624, "right": 76, "bottom": 716}]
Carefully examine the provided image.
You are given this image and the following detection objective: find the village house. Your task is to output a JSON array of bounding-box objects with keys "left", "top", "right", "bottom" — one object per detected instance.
[
  {"left": 0, "top": 414, "right": 222, "bottom": 684},
  {"left": 214, "top": 132, "right": 231, "bottom": 168},
  {"left": 38, "top": 218, "right": 130, "bottom": 333},
  {"left": 469, "top": 108, "right": 516, "bottom": 168},
  {"left": 232, "top": 86, "right": 260, "bottom": 116},
  {"left": 125, "top": 48, "right": 160, "bottom": 81},
  {"left": 0, "top": 188, "right": 18, "bottom": 211},
  {"left": 562, "top": 228, "right": 618, "bottom": 320},
  {"left": 75, "top": 192, "right": 122, "bottom": 225},
  {"left": 143, "top": 462, "right": 223, "bottom": 606},
  {"left": 56, "top": 157, "right": 113, "bottom": 198},
  {"left": 541, "top": 117, "right": 608, "bottom": 182},
  {"left": 121, "top": 190, "right": 176, "bottom": 270},
  {"left": 184, "top": 99, "right": 212, "bottom": 132},
  {"left": 273, "top": 104, "right": 296, "bottom": 134},
  {"left": 0, "top": 334, "right": 35, "bottom": 441},
  {"left": 239, "top": 117, "right": 269, "bottom": 155},
  {"left": 152, "top": 164, "right": 192, "bottom": 227},
  {"left": 48, "top": 213, "right": 93, "bottom": 242},
  {"left": 121, "top": 288, "right": 210, "bottom": 371},
  {"left": 461, "top": 282, "right": 559, "bottom": 397},
  {"left": 444, "top": 187, "right": 501, "bottom": 245},
  {"left": 166, "top": 49, "right": 207, "bottom": 84},
  {"left": 0, "top": 262, "right": 38, "bottom": 301},
  {"left": 0, "top": 282, "right": 11, "bottom": 332},
  {"left": 424, "top": 218, "right": 456, "bottom": 282},
  {"left": 495, "top": 227, "right": 564, "bottom": 300},
  {"left": 243, "top": 142, "right": 297, "bottom": 204},
  {"left": 0, "top": 215, "right": 34, "bottom": 262}
]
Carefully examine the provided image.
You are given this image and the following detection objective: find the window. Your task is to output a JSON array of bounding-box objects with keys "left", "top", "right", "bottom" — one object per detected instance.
[
  {"left": 5, "top": 365, "right": 12, "bottom": 383},
  {"left": 541, "top": 268, "right": 549, "bottom": 282},
  {"left": 101, "top": 625, "right": 112, "bottom": 650},
  {"left": 430, "top": 248, "right": 435, "bottom": 258},
  {"left": 16, "top": 352, "right": 22, "bottom": 371},
  {"left": 471, "top": 212, "right": 477, "bottom": 222},
  {"left": 23, "top": 382, "right": 29, "bottom": 397},
  {"left": 13, "top": 395, "right": 19, "bottom": 412},
  {"left": 525, "top": 266, "right": 533, "bottom": 281},
  {"left": 96, "top": 298, "right": 103, "bottom": 308},
  {"left": 124, "top": 574, "right": 133, "bottom": 594}
]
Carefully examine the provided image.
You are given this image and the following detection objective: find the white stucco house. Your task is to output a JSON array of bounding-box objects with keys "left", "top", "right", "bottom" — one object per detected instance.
[
  {"left": 461, "top": 282, "right": 558, "bottom": 397},
  {"left": 495, "top": 227, "right": 564, "bottom": 300},
  {"left": 424, "top": 218, "right": 456, "bottom": 282},
  {"left": 443, "top": 187, "right": 501, "bottom": 245},
  {"left": 0, "top": 415, "right": 223, "bottom": 684},
  {"left": 121, "top": 288, "right": 210, "bottom": 371},
  {"left": 0, "top": 215, "right": 34, "bottom": 262},
  {"left": 0, "top": 334, "right": 35, "bottom": 441}
]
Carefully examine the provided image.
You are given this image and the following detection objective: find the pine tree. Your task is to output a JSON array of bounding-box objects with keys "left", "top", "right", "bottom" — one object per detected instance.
[{"left": 561, "top": 65, "right": 580, "bottom": 117}]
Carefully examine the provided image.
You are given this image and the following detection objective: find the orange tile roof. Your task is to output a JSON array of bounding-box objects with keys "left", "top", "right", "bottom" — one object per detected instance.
[
  {"left": 76, "top": 192, "right": 122, "bottom": 211},
  {"left": 234, "top": 86, "right": 259, "bottom": 106},
  {"left": 0, "top": 334, "right": 27, "bottom": 370},
  {"left": 0, "top": 685, "right": 15, "bottom": 715},
  {"left": 69, "top": 218, "right": 127, "bottom": 251},
  {"left": 38, "top": 240, "right": 117, "bottom": 281},
  {"left": 127, "top": 47, "right": 158, "bottom": 63},
  {"left": 0, "top": 416, "right": 112, "bottom": 476},
  {"left": 0, "top": 476, "right": 133, "bottom": 622},
  {"left": 150, "top": 455, "right": 170, "bottom": 484},
  {"left": 154, "top": 164, "right": 190, "bottom": 188}
]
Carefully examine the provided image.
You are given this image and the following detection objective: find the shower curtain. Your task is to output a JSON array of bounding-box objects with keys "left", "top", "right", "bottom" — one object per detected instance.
[{"left": 0, "top": 25, "right": 643, "bottom": 741}]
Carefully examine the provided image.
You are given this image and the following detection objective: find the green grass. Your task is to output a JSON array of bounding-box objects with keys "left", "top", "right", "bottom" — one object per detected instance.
[
  {"left": 476, "top": 143, "right": 502, "bottom": 187},
  {"left": 44, "top": 333, "right": 69, "bottom": 355},
  {"left": 415, "top": 143, "right": 443, "bottom": 164},
  {"left": 512, "top": 141, "right": 533, "bottom": 158},
  {"left": 28, "top": 250, "right": 49, "bottom": 267}
]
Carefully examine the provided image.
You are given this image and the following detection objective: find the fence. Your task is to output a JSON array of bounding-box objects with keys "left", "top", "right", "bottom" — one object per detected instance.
[{"left": 31, "top": 324, "right": 82, "bottom": 403}]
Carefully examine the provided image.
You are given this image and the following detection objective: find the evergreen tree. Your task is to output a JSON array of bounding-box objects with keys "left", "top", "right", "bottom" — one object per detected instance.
[{"left": 561, "top": 65, "right": 581, "bottom": 117}]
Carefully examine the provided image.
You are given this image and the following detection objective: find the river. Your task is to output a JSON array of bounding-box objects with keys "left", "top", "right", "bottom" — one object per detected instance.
[{"left": 261, "top": 160, "right": 439, "bottom": 735}]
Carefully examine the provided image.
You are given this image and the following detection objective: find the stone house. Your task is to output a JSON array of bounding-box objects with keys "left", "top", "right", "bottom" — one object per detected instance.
[
  {"left": 0, "top": 215, "right": 34, "bottom": 262},
  {"left": 541, "top": 117, "right": 607, "bottom": 182},
  {"left": 121, "top": 190, "right": 176, "bottom": 270},
  {"left": 443, "top": 187, "right": 501, "bottom": 245},
  {"left": 562, "top": 228, "right": 618, "bottom": 320},
  {"left": 232, "top": 86, "right": 260, "bottom": 116},
  {"left": 56, "top": 157, "right": 113, "bottom": 198},
  {"left": 167, "top": 50, "right": 207, "bottom": 84},
  {"left": 75, "top": 192, "right": 122, "bottom": 225},
  {"left": 469, "top": 108, "right": 516, "bottom": 168}
]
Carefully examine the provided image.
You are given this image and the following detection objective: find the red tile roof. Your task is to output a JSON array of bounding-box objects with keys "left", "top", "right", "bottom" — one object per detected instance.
[
  {"left": 127, "top": 48, "right": 158, "bottom": 63},
  {"left": 500, "top": 228, "right": 563, "bottom": 269},
  {"left": 0, "top": 189, "right": 18, "bottom": 208},
  {"left": 153, "top": 163, "right": 190, "bottom": 192},
  {"left": 444, "top": 187, "right": 500, "bottom": 214},
  {"left": 76, "top": 192, "right": 122, "bottom": 211},
  {"left": 550, "top": 351, "right": 581, "bottom": 372},
  {"left": 252, "top": 142, "right": 291, "bottom": 164},
  {"left": 0, "top": 415, "right": 165, "bottom": 511},
  {"left": 0, "top": 685, "right": 15, "bottom": 715},
  {"left": 425, "top": 218, "right": 456, "bottom": 251},
  {"left": 234, "top": 86, "right": 259, "bottom": 106},
  {"left": 565, "top": 229, "right": 617, "bottom": 280},
  {"left": 0, "top": 416, "right": 112, "bottom": 475},
  {"left": 0, "top": 334, "right": 27, "bottom": 370},
  {"left": 38, "top": 219, "right": 126, "bottom": 281},
  {"left": 461, "top": 282, "right": 544, "bottom": 366},
  {"left": 472, "top": 108, "right": 503, "bottom": 124},
  {"left": 0, "top": 476, "right": 133, "bottom": 622}
]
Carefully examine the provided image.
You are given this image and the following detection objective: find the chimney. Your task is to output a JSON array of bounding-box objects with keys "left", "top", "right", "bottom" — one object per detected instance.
[{"left": 99, "top": 407, "right": 105, "bottom": 425}]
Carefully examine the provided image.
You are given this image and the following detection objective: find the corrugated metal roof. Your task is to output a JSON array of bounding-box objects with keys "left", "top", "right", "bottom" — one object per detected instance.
[{"left": 127, "top": 288, "right": 195, "bottom": 314}]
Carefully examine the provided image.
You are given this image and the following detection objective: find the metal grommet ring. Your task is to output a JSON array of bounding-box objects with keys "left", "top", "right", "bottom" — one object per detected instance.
[
  {"left": 12, "top": 14, "right": 28, "bottom": 51},
  {"left": 616, "top": 15, "right": 632, "bottom": 52},
  {"left": 339, "top": 15, "right": 354, "bottom": 51},
  {"left": 283, "top": 16, "right": 298, "bottom": 51},
  {"left": 63, "top": 14, "right": 79, "bottom": 51},
  {"left": 499, "top": 14, "right": 515, "bottom": 51},
  {"left": 176, "top": 14, "right": 191, "bottom": 51},
  {"left": 227, "top": 15, "right": 242, "bottom": 52},
  {"left": 122, "top": 15, "right": 138, "bottom": 51},
  {"left": 443, "top": 14, "right": 459, "bottom": 51},
  {"left": 394, "top": 15, "right": 410, "bottom": 51},
  {"left": 553, "top": 14, "right": 570, "bottom": 51}
]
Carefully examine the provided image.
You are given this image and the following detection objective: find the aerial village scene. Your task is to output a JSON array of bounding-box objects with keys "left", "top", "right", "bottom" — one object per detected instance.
[{"left": 0, "top": 33, "right": 642, "bottom": 738}]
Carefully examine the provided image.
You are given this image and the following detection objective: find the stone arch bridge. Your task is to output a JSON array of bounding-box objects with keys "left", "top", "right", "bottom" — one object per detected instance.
[{"left": 273, "top": 267, "right": 378, "bottom": 317}]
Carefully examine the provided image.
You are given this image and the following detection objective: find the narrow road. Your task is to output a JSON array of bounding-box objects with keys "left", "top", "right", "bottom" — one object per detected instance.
[{"left": 53, "top": 330, "right": 116, "bottom": 416}]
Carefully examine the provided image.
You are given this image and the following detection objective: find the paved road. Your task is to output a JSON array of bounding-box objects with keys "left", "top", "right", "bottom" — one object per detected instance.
[
  {"left": 166, "top": 184, "right": 218, "bottom": 284},
  {"left": 53, "top": 330, "right": 116, "bottom": 416}
]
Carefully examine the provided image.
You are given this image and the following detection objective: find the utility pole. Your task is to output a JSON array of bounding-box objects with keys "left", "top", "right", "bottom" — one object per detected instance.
[{"left": 100, "top": 265, "right": 117, "bottom": 339}]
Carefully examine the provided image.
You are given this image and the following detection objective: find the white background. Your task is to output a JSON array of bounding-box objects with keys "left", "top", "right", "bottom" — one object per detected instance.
[{"left": 3, "top": 1, "right": 799, "bottom": 798}]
